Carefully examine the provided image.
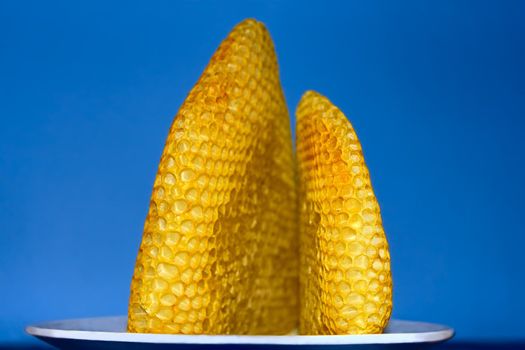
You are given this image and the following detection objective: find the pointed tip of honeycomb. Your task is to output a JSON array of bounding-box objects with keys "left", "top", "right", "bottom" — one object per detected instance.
[
  {"left": 205, "top": 17, "right": 278, "bottom": 81},
  {"left": 297, "top": 90, "right": 356, "bottom": 130},
  {"left": 231, "top": 18, "right": 270, "bottom": 38},
  {"left": 300, "top": 90, "right": 322, "bottom": 101},
  {"left": 298, "top": 90, "right": 335, "bottom": 110},
  {"left": 236, "top": 18, "right": 263, "bottom": 26},
  {"left": 297, "top": 90, "right": 343, "bottom": 128}
]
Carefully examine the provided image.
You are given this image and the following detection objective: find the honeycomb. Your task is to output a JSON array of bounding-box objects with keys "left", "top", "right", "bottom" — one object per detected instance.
[
  {"left": 127, "top": 19, "right": 298, "bottom": 335},
  {"left": 296, "top": 91, "right": 392, "bottom": 335}
]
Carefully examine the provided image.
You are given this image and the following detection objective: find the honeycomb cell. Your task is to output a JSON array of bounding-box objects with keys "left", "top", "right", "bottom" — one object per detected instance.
[
  {"left": 296, "top": 91, "right": 392, "bottom": 335},
  {"left": 128, "top": 19, "right": 297, "bottom": 335}
]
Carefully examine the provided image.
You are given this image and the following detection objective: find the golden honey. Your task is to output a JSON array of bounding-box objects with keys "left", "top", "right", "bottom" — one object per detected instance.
[
  {"left": 296, "top": 91, "right": 392, "bottom": 334},
  {"left": 128, "top": 19, "right": 298, "bottom": 335}
]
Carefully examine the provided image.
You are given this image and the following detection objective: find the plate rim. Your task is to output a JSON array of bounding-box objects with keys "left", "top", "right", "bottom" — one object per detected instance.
[{"left": 26, "top": 316, "right": 454, "bottom": 345}]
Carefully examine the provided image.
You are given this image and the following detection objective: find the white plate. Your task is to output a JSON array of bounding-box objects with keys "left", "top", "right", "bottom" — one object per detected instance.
[{"left": 26, "top": 316, "right": 454, "bottom": 349}]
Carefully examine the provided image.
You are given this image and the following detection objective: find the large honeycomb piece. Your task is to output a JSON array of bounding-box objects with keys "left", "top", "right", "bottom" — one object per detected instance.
[
  {"left": 296, "top": 91, "right": 392, "bottom": 335},
  {"left": 128, "top": 19, "right": 298, "bottom": 335}
]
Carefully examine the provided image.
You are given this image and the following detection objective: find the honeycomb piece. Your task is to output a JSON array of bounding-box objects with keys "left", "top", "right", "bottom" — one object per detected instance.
[
  {"left": 296, "top": 91, "right": 392, "bottom": 335},
  {"left": 128, "top": 19, "right": 298, "bottom": 335}
]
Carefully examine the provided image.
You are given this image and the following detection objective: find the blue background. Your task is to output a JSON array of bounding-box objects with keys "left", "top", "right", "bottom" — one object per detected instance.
[{"left": 1, "top": 0, "right": 524, "bottom": 345}]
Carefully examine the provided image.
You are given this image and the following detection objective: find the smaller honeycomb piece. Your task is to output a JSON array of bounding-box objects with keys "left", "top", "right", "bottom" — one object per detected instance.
[
  {"left": 296, "top": 91, "right": 393, "bottom": 335},
  {"left": 127, "top": 19, "right": 297, "bottom": 335}
]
